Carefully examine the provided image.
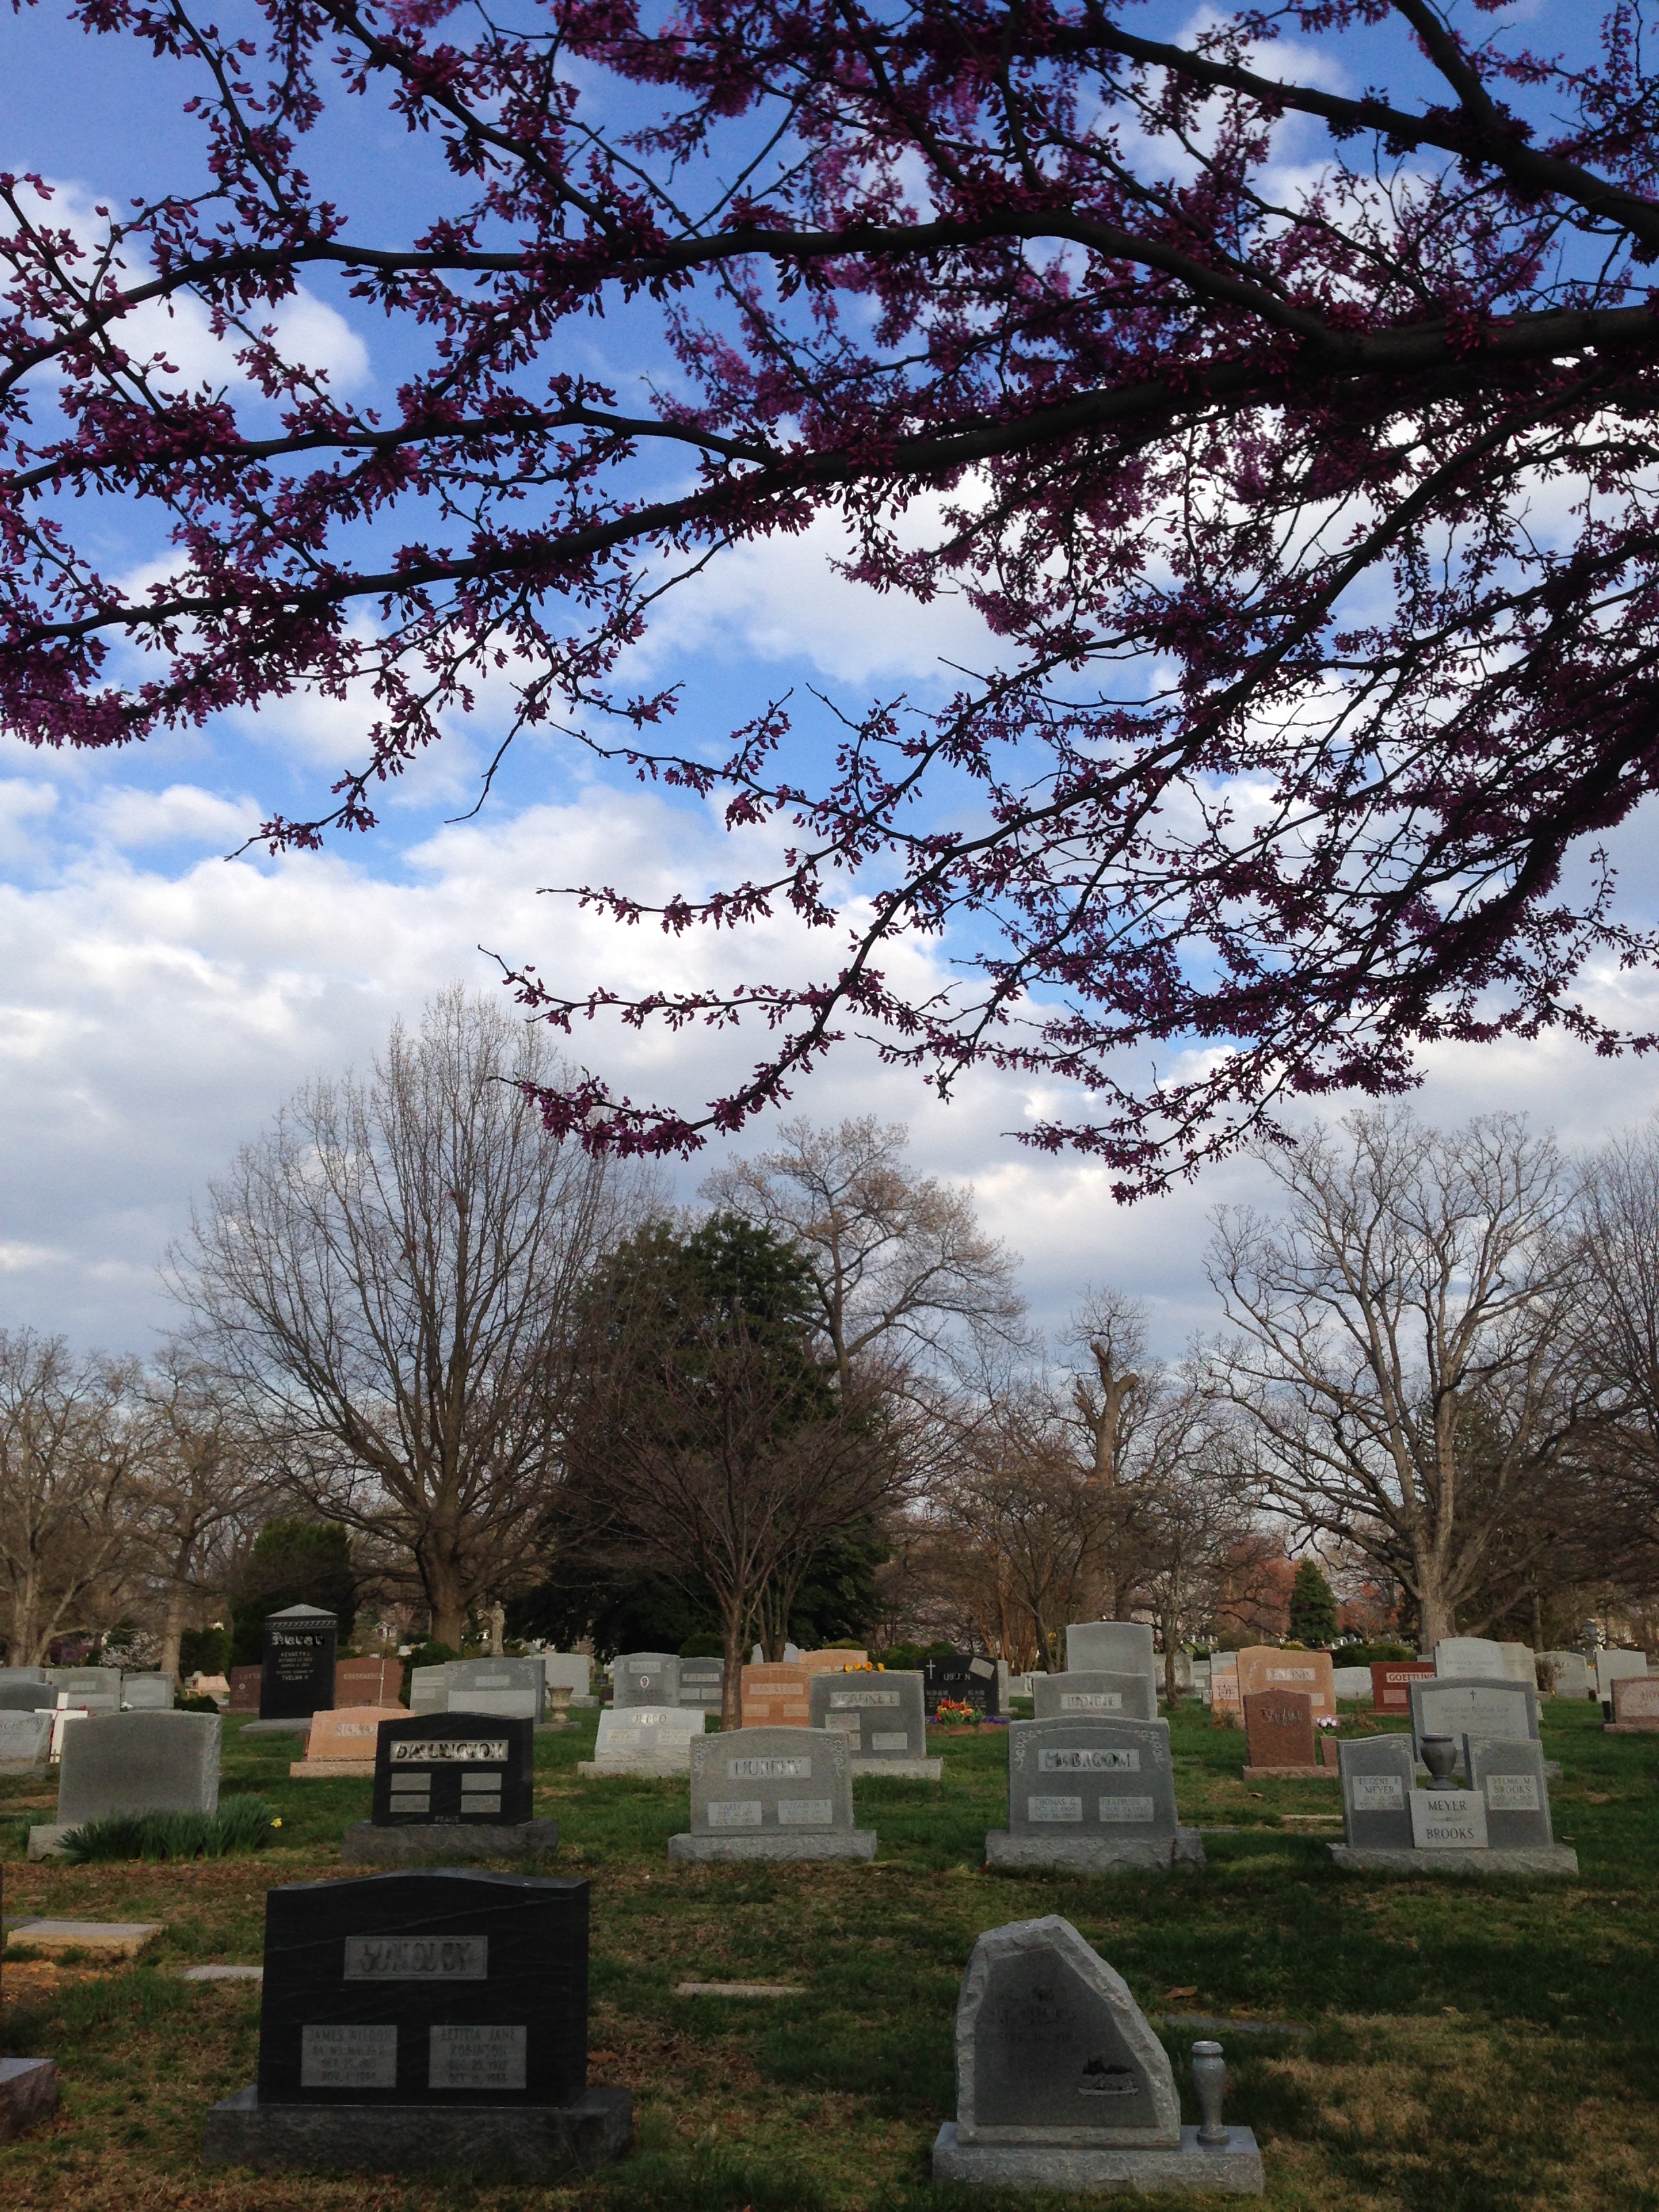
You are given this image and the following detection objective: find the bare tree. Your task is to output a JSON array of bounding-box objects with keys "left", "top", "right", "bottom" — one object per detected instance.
[
  {"left": 131, "top": 1348, "right": 272, "bottom": 1681},
  {"left": 562, "top": 1217, "right": 911, "bottom": 1724},
  {"left": 0, "top": 1330, "right": 144, "bottom": 1665},
  {"left": 1208, "top": 1109, "right": 1580, "bottom": 1648},
  {"left": 701, "top": 1117, "right": 1028, "bottom": 1389},
  {"left": 1057, "top": 1290, "right": 1151, "bottom": 1623},
  {"left": 176, "top": 988, "right": 634, "bottom": 1647}
]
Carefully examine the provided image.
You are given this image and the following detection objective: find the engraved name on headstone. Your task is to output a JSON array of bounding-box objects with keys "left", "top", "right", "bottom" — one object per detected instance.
[
  {"left": 1408, "top": 1788, "right": 1488, "bottom": 1850},
  {"left": 579, "top": 1707, "right": 705, "bottom": 1776},
  {"left": 987, "top": 1717, "right": 1200, "bottom": 1870},
  {"left": 370, "top": 1713, "right": 535, "bottom": 1827},
  {"left": 1409, "top": 1676, "right": 1538, "bottom": 1774},
  {"left": 1370, "top": 1660, "right": 1435, "bottom": 1714},
  {"left": 1336, "top": 1734, "right": 1416, "bottom": 1850},
  {"left": 613, "top": 1654, "right": 680, "bottom": 1710},
  {"left": 260, "top": 1606, "right": 337, "bottom": 1722},
  {"left": 808, "top": 1671, "right": 934, "bottom": 1769},
  {"left": 1235, "top": 1647, "right": 1336, "bottom": 1725},
  {"left": 739, "top": 1663, "right": 812, "bottom": 1727},
  {"left": 670, "top": 1726, "right": 875, "bottom": 1860},
  {"left": 1465, "top": 1737, "right": 1553, "bottom": 1849}
]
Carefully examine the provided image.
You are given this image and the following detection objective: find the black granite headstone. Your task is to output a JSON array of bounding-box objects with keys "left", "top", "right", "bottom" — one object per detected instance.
[
  {"left": 922, "top": 1653, "right": 1002, "bottom": 1719},
  {"left": 260, "top": 1605, "right": 337, "bottom": 1721},
  {"left": 371, "top": 1713, "right": 534, "bottom": 1828},
  {"left": 257, "top": 1870, "right": 586, "bottom": 2105}
]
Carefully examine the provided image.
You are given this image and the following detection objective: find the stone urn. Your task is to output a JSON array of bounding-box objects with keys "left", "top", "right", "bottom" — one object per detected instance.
[{"left": 1420, "top": 1734, "right": 1458, "bottom": 1786}]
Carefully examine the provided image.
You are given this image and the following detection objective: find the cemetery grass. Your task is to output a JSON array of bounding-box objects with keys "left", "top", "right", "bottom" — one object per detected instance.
[{"left": 2, "top": 1704, "right": 1658, "bottom": 2212}]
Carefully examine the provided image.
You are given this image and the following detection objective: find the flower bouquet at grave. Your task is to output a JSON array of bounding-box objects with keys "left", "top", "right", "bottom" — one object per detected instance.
[{"left": 933, "top": 1699, "right": 980, "bottom": 1729}]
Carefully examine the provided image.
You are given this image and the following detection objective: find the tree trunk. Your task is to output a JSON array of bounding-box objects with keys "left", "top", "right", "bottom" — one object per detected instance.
[
  {"left": 1414, "top": 1549, "right": 1454, "bottom": 1649},
  {"left": 720, "top": 1604, "right": 747, "bottom": 1730},
  {"left": 159, "top": 1580, "right": 187, "bottom": 1684}
]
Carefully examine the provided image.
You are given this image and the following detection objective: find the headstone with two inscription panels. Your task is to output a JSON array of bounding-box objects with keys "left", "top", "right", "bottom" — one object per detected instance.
[
  {"left": 922, "top": 1653, "right": 1002, "bottom": 1719},
  {"left": 930, "top": 1914, "right": 1263, "bottom": 2194},
  {"left": 445, "top": 1658, "right": 546, "bottom": 1722},
  {"left": 1242, "top": 1690, "right": 1332, "bottom": 1780},
  {"left": 675, "top": 1658, "right": 724, "bottom": 1715},
  {"left": 613, "top": 1654, "right": 679, "bottom": 1710},
  {"left": 808, "top": 1671, "right": 939, "bottom": 1777},
  {"left": 578, "top": 1707, "right": 706, "bottom": 1777},
  {"left": 1032, "top": 1672, "right": 1157, "bottom": 1725},
  {"left": 261, "top": 1607, "right": 337, "bottom": 1721},
  {"left": 1607, "top": 1675, "right": 1659, "bottom": 1732},
  {"left": 1328, "top": 1727, "right": 1576, "bottom": 1873},
  {"left": 668, "top": 1726, "right": 876, "bottom": 1861},
  {"left": 29, "top": 1710, "right": 221, "bottom": 1860},
  {"left": 740, "top": 1662, "right": 813, "bottom": 1727},
  {"left": 201, "top": 1869, "right": 628, "bottom": 2176},
  {"left": 342, "top": 1712, "right": 554, "bottom": 1864},
  {"left": 985, "top": 1717, "right": 1204, "bottom": 1872},
  {"left": 291, "top": 1707, "right": 396, "bottom": 1778}
]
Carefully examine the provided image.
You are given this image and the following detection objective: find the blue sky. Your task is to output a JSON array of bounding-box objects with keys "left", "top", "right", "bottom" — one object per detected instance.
[{"left": 4, "top": 0, "right": 1658, "bottom": 1359}]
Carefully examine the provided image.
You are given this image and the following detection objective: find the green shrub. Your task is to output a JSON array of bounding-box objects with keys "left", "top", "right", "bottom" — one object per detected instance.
[
  {"left": 1333, "top": 1639, "right": 1417, "bottom": 1666},
  {"left": 175, "top": 1692, "right": 221, "bottom": 1714},
  {"left": 59, "top": 1795, "right": 280, "bottom": 1864},
  {"left": 179, "top": 1625, "right": 230, "bottom": 1677}
]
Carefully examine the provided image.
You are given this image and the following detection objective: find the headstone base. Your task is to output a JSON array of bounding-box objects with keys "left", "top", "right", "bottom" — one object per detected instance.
[
  {"left": 238, "top": 1717, "right": 312, "bottom": 1738},
  {"left": 667, "top": 1830, "right": 877, "bottom": 1862},
  {"left": 577, "top": 1758, "right": 689, "bottom": 1779},
  {"left": 1241, "top": 1765, "right": 1335, "bottom": 1781},
  {"left": 931, "top": 2121, "right": 1263, "bottom": 2194},
  {"left": 339, "top": 1819, "right": 559, "bottom": 1864},
  {"left": 0, "top": 2057, "right": 58, "bottom": 2142},
  {"left": 201, "top": 2083, "right": 631, "bottom": 2177},
  {"left": 1327, "top": 1843, "right": 1579, "bottom": 1876},
  {"left": 289, "top": 1759, "right": 377, "bottom": 1778},
  {"left": 849, "top": 1755, "right": 943, "bottom": 1779},
  {"left": 1603, "top": 1721, "right": 1659, "bottom": 1734},
  {"left": 0, "top": 1759, "right": 47, "bottom": 1778},
  {"left": 983, "top": 1828, "right": 1206, "bottom": 1873}
]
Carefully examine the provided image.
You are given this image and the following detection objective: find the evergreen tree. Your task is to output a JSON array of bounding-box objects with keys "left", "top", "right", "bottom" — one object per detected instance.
[
  {"left": 229, "top": 1520, "right": 356, "bottom": 1666},
  {"left": 1287, "top": 1559, "right": 1338, "bottom": 1648}
]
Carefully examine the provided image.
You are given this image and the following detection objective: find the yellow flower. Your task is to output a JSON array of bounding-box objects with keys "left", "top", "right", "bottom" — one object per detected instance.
[{"left": 271, "top": 1818, "right": 283, "bottom": 1828}]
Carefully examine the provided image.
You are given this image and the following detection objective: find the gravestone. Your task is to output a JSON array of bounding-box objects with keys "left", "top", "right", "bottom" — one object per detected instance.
[
  {"left": 1433, "top": 1637, "right": 1504, "bottom": 1679},
  {"left": 260, "top": 1606, "right": 337, "bottom": 1721},
  {"left": 0, "top": 1681, "right": 53, "bottom": 1714},
  {"left": 809, "top": 1671, "right": 939, "bottom": 1777},
  {"left": 50, "top": 1668, "right": 121, "bottom": 1713},
  {"left": 201, "top": 1869, "right": 628, "bottom": 2176},
  {"left": 740, "top": 1662, "right": 813, "bottom": 1727},
  {"left": 335, "top": 1656, "right": 403, "bottom": 1708},
  {"left": 676, "top": 1659, "right": 724, "bottom": 1715},
  {"left": 445, "top": 1658, "right": 545, "bottom": 1721},
  {"left": 121, "top": 1675, "right": 176, "bottom": 1711},
  {"left": 1607, "top": 1675, "right": 1659, "bottom": 1732},
  {"left": 578, "top": 1708, "right": 706, "bottom": 1778},
  {"left": 1333, "top": 1734, "right": 1416, "bottom": 1851},
  {"left": 1235, "top": 1647, "right": 1336, "bottom": 1725},
  {"left": 1370, "top": 1660, "right": 1434, "bottom": 1715},
  {"left": 1332, "top": 1665, "right": 1372, "bottom": 1700},
  {"left": 0, "top": 1667, "right": 46, "bottom": 1688},
  {"left": 1538, "top": 1650, "right": 1593, "bottom": 1697},
  {"left": 986, "top": 1717, "right": 1204, "bottom": 1872},
  {"left": 291, "top": 1706, "right": 393, "bottom": 1778},
  {"left": 30, "top": 1710, "right": 221, "bottom": 1860},
  {"left": 922, "top": 1653, "right": 1002, "bottom": 1719},
  {"left": 342, "top": 1713, "right": 554, "bottom": 1865},
  {"left": 540, "top": 1652, "right": 592, "bottom": 1706},
  {"left": 1242, "top": 1689, "right": 1330, "bottom": 1780},
  {"left": 1409, "top": 1787, "right": 1488, "bottom": 1850},
  {"left": 1595, "top": 1650, "right": 1648, "bottom": 1704},
  {"left": 1408, "top": 1676, "right": 1538, "bottom": 1776},
  {"left": 1467, "top": 1738, "right": 1555, "bottom": 1850},
  {"left": 1032, "top": 1671, "right": 1156, "bottom": 1725},
  {"left": 668, "top": 1726, "right": 876, "bottom": 1861},
  {"left": 0, "top": 1713, "right": 52, "bottom": 1773},
  {"left": 930, "top": 1915, "right": 1263, "bottom": 2194},
  {"left": 613, "top": 1654, "right": 680, "bottom": 1709},
  {"left": 409, "top": 1667, "right": 447, "bottom": 1715},
  {"left": 1208, "top": 1656, "right": 1240, "bottom": 1715},
  {"left": 1063, "top": 1622, "right": 1156, "bottom": 1683},
  {"left": 228, "top": 1666, "right": 262, "bottom": 1713}
]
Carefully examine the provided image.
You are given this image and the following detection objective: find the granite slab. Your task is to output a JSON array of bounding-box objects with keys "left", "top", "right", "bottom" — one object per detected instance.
[
  {"left": 239, "top": 1717, "right": 312, "bottom": 1738},
  {"left": 1326, "top": 1843, "right": 1579, "bottom": 1875},
  {"left": 202, "top": 2082, "right": 632, "bottom": 2177},
  {"left": 341, "top": 1820, "right": 559, "bottom": 1864},
  {"left": 291, "top": 1760, "right": 377, "bottom": 1779},
  {"left": 984, "top": 1829, "right": 1206, "bottom": 1872},
  {"left": 668, "top": 1830, "right": 876, "bottom": 1861},
  {"left": 7, "top": 1919, "right": 163, "bottom": 1957},
  {"left": 849, "top": 1755, "right": 943, "bottom": 1779},
  {"left": 0, "top": 2057, "right": 58, "bottom": 2142},
  {"left": 932, "top": 2120, "right": 1265, "bottom": 2193}
]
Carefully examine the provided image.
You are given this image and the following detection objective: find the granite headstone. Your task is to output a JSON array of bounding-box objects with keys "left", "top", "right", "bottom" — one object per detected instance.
[
  {"left": 1235, "top": 1647, "right": 1336, "bottom": 1725},
  {"left": 202, "top": 1869, "right": 628, "bottom": 2176},
  {"left": 445, "top": 1658, "right": 544, "bottom": 1721},
  {"left": 0, "top": 1713, "right": 52, "bottom": 1772},
  {"left": 260, "top": 1606, "right": 337, "bottom": 1721},
  {"left": 578, "top": 1707, "right": 705, "bottom": 1777},
  {"left": 1334, "top": 1734, "right": 1416, "bottom": 1851},
  {"left": 292, "top": 1706, "right": 394, "bottom": 1777},
  {"left": 342, "top": 1713, "right": 553, "bottom": 1865},
  {"left": 1063, "top": 1622, "right": 1156, "bottom": 1683},
  {"left": 669, "top": 1725, "right": 875, "bottom": 1861},
  {"left": 1409, "top": 1676, "right": 1538, "bottom": 1775},
  {"left": 1370, "top": 1660, "right": 1434, "bottom": 1715},
  {"left": 1031, "top": 1671, "right": 1157, "bottom": 1725},
  {"left": 740, "top": 1662, "right": 813, "bottom": 1726},
  {"left": 30, "top": 1709, "right": 220, "bottom": 1860},
  {"left": 809, "top": 1670, "right": 939, "bottom": 1776},
  {"left": 1242, "top": 1689, "right": 1326, "bottom": 1778},
  {"left": 1608, "top": 1675, "right": 1659, "bottom": 1731},
  {"left": 334, "top": 1656, "right": 403, "bottom": 1708},
  {"left": 986, "top": 1717, "right": 1202, "bottom": 1871},
  {"left": 228, "top": 1666, "right": 262, "bottom": 1713},
  {"left": 613, "top": 1654, "right": 680, "bottom": 1709},
  {"left": 676, "top": 1659, "right": 724, "bottom": 1714},
  {"left": 1596, "top": 1650, "right": 1648, "bottom": 1704},
  {"left": 930, "top": 1916, "right": 1262, "bottom": 2194},
  {"left": 120, "top": 1675, "right": 176, "bottom": 1711},
  {"left": 922, "top": 1652, "right": 1002, "bottom": 1719},
  {"left": 1466, "top": 1737, "right": 1554, "bottom": 1849}
]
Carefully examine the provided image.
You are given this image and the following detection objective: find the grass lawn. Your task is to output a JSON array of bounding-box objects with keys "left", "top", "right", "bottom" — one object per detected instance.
[{"left": 3, "top": 1697, "right": 1658, "bottom": 2212}]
